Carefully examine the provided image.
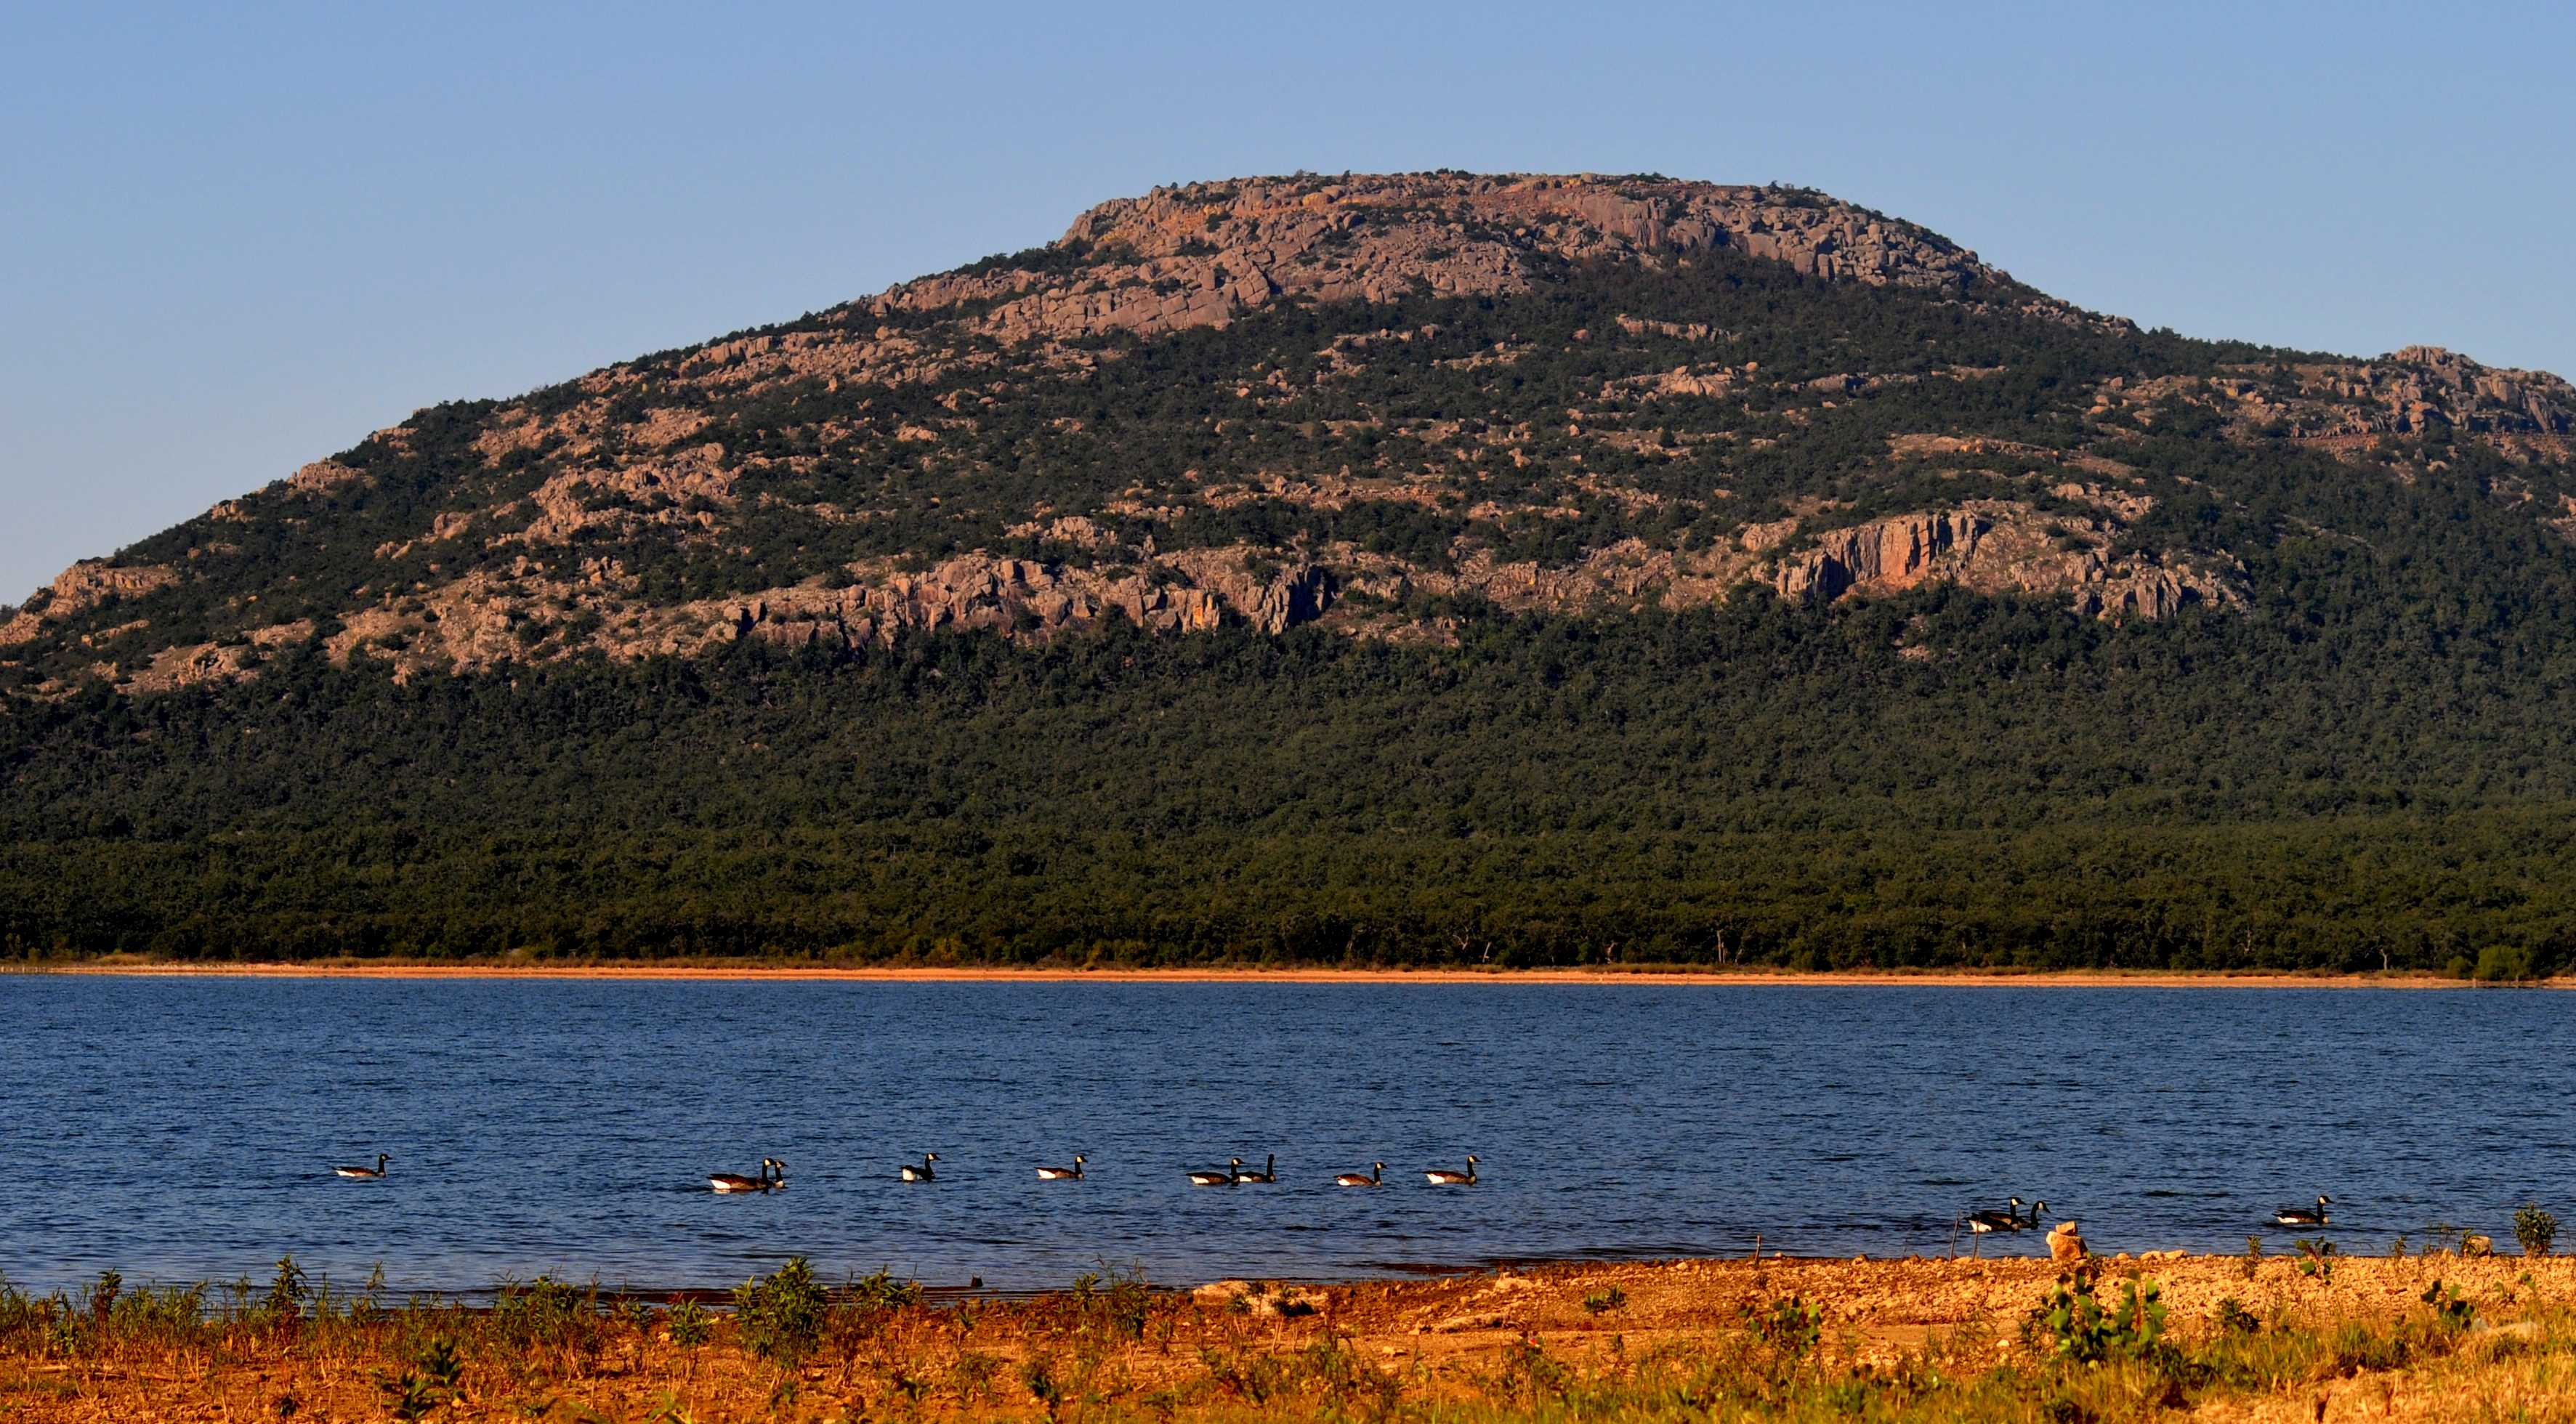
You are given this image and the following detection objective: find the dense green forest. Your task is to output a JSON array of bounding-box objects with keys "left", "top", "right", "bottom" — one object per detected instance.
[{"left": 7, "top": 586, "right": 2576, "bottom": 971}]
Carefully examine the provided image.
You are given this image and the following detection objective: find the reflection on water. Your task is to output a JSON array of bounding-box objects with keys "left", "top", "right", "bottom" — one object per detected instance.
[{"left": 1, "top": 977, "right": 2567, "bottom": 1292}]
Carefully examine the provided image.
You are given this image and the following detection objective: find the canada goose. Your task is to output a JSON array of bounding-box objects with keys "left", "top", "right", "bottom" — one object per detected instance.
[
  {"left": 1188, "top": 1157, "right": 1243, "bottom": 1186},
  {"left": 709, "top": 1157, "right": 780, "bottom": 1194},
  {"left": 2024, "top": 1200, "right": 2048, "bottom": 1229},
  {"left": 1336, "top": 1162, "right": 1385, "bottom": 1187},
  {"left": 1425, "top": 1155, "right": 1479, "bottom": 1186},
  {"left": 1965, "top": 1197, "right": 2027, "bottom": 1234},
  {"left": 901, "top": 1152, "right": 939, "bottom": 1182},
  {"left": 334, "top": 1154, "right": 389, "bottom": 1180},
  {"left": 1037, "top": 1154, "right": 1086, "bottom": 1181},
  {"left": 1236, "top": 1154, "right": 1277, "bottom": 1184},
  {"left": 2274, "top": 1194, "right": 2332, "bottom": 1227}
]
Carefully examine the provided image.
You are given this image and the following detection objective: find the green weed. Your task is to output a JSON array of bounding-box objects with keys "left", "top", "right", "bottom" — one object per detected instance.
[
  {"left": 2517, "top": 1202, "right": 2559, "bottom": 1257},
  {"left": 732, "top": 1257, "right": 826, "bottom": 1366}
]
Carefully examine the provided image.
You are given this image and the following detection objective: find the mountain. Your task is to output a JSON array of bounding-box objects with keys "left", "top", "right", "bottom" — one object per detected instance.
[{"left": 7, "top": 171, "right": 2576, "bottom": 971}]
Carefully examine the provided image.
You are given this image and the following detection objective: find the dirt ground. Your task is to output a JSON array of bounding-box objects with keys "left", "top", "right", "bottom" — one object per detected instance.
[{"left": 6, "top": 1250, "right": 2572, "bottom": 1421}]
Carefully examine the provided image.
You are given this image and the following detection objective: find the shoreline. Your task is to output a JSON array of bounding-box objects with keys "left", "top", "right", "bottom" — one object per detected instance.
[
  {"left": 10, "top": 960, "right": 2546, "bottom": 988},
  {"left": 15, "top": 1252, "right": 2571, "bottom": 1420},
  {"left": 0, "top": 1249, "right": 2436, "bottom": 1300}
]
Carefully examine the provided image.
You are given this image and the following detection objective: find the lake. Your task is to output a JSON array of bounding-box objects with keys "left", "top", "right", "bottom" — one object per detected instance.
[{"left": 3, "top": 976, "right": 2568, "bottom": 1295}]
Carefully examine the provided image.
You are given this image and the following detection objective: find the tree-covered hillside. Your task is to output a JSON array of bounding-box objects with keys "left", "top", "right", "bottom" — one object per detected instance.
[
  {"left": 4, "top": 173, "right": 2574, "bottom": 968},
  {"left": 7, "top": 583, "right": 2576, "bottom": 971}
]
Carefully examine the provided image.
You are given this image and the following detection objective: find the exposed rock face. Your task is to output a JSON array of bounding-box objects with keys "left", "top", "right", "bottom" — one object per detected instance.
[
  {"left": 0, "top": 560, "right": 179, "bottom": 647},
  {"left": 286, "top": 460, "right": 367, "bottom": 494},
  {"left": 1773, "top": 512, "right": 1983, "bottom": 600},
  {"left": 2100, "top": 347, "right": 2576, "bottom": 451},
  {"left": 297, "top": 550, "right": 1338, "bottom": 680},
  {"left": 124, "top": 621, "right": 314, "bottom": 695},
  {"left": 714, "top": 551, "right": 1333, "bottom": 650},
  {"left": 1764, "top": 507, "right": 2242, "bottom": 618},
  {"left": 876, "top": 173, "right": 2008, "bottom": 347},
  {"left": 2338, "top": 347, "right": 2576, "bottom": 437},
  {"left": 509, "top": 442, "right": 737, "bottom": 548}
]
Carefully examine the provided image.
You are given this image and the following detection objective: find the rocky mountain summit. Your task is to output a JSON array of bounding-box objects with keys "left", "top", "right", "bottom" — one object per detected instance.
[
  {"left": 5, "top": 171, "right": 2572, "bottom": 698},
  {"left": 879, "top": 172, "right": 2004, "bottom": 344}
]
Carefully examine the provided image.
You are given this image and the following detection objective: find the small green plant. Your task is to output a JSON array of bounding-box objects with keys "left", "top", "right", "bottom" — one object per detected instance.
[
  {"left": 352, "top": 1263, "right": 387, "bottom": 1325},
  {"left": 847, "top": 1266, "right": 922, "bottom": 1312},
  {"left": 2214, "top": 1296, "right": 2261, "bottom": 1335},
  {"left": 2032, "top": 1266, "right": 2166, "bottom": 1364},
  {"left": 1069, "top": 1261, "right": 1151, "bottom": 1339},
  {"left": 2241, "top": 1236, "right": 2265, "bottom": 1280},
  {"left": 950, "top": 1349, "right": 1002, "bottom": 1404},
  {"left": 1021, "top": 1353, "right": 1064, "bottom": 1420},
  {"left": 734, "top": 1257, "right": 827, "bottom": 1365},
  {"left": 490, "top": 1275, "right": 594, "bottom": 1349},
  {"left": 642, "top": 1394, "right": 698, "bottom": 1424},
  {"left": 1499, "top": 1330, "right": 1570, "bottom": 1406},
  {"left": 378, "top": 1369, "right": 440, "bottom": 1421},
  {"left": 265, "top": 1255, "right": 308, "bottom": 1322},
  {"left": 2294, "top": 1238, "right": 2337, "bottom": 1281},
  {"left": 1583, "top": 1285, "right": 1628, "bottom": 1314},
  {"left": 1748, "top": 1295, "right": 1823, "bottom": 1356},
  {"left": 375, "top": 1336, "right": 461, "bottom": 1420},
  {"left": 419, "top": 1335, "right": 464, "bottom": 1391},
  {"left": 44, "top": 1299, "right": 80, "bottom": 1358},
  {"left": 664, "top": 1299, "right": 711, "bottom": 1348},
  {"left": 2516, "top": 1202, "right": 2559, "bottom": 1257},
  {"left": 2420, "top": 1279, "right": 2476, "bottom": 1332}
]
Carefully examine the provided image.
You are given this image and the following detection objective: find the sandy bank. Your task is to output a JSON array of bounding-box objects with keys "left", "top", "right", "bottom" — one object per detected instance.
[
  {"left": 16, "top": 960, "right": 2541, "bottom": 988},
  {"left": 10, "top": 1252, "right": 2568, "bottom": 1422}
]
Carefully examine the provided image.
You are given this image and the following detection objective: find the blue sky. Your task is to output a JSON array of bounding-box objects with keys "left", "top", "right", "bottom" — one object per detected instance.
[{"left": 4, "top": 1, "right": 2570, "bottom": 600}]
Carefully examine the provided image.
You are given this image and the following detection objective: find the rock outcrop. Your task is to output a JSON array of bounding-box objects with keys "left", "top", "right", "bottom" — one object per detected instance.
[
  {"left": 0, "top": 560, "right": 179, "bottom": 647},
  {"left": 2099, "top": 347, "right": 2576, "bottom": 450},
  {"left": 714, "top": 551, "right": 1333, "bottom": 650},
  {"left": 2048, "top": 1222, "right": 2088, "bottom": 1263},
  {"left": 1772, "top": 512, "right": 1983, "bottom": 601},
  {"left": 1764, "top": 506, "right": 2241, "bottom": 620},
  {"left": 2331, "top": 347, "right": 2576, "bottom": 437},
  {"left": 875, "top": 173, "right": 2008, "bottom": 347}
]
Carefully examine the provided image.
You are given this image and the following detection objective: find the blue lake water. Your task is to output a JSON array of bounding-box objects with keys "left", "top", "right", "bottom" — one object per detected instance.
[{"left": 2, "top": 976, "right": 2569, "bottom": 1295}]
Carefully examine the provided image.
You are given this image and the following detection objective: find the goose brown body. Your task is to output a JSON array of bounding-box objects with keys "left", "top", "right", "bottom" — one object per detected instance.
[
  {"left": 1425, "top": 1155, "right": 1479, "bottom": 1186},
  {"left": 1188, "top": 1157, "right": 1243, "bottom": 1186},
  {"left": 711, "top": 1157, "right": 783, "bottom": 1193},
  {"left": 2275, "top": 1194, "right": 2332, "bottom": 1226}
]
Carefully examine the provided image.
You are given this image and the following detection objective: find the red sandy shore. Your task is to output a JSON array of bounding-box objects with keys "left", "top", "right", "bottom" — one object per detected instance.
[{"left": 16, "top": 961, "right": 2547, "bottom": 988}]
